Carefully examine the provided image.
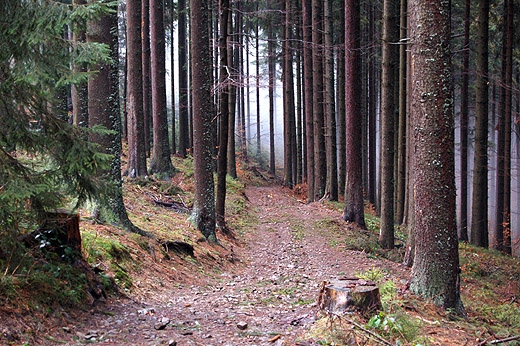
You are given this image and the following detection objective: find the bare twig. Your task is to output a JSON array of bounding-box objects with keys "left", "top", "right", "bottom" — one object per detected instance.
[
  {"left": 479, "top": 335, "right": 520, "bottom": 345},
  {"left": 329, "top": 313, "right": 393, "bottom": 346}
]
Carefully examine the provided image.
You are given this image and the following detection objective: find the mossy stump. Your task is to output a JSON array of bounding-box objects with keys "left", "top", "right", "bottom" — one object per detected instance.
[
  {"left": 21, "top": 211, "right": 107, "bottom": 300},
  {"left": 318, "top": 278, "right": 382, "bottom": 315}
]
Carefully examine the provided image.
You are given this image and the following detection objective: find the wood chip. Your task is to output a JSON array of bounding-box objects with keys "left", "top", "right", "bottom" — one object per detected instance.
[{"left": 268, "top": 334, "right": 281, "bottom": 342}]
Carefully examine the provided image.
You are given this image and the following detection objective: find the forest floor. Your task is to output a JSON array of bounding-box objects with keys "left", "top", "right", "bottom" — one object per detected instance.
[{"left": 1, "top": 163, "right": 519, "bottom": 345}]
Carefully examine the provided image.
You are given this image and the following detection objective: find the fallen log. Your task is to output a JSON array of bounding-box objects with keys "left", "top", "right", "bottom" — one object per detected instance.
[{"left": 318, "top": 277, "right": 382, "bottom": 316}]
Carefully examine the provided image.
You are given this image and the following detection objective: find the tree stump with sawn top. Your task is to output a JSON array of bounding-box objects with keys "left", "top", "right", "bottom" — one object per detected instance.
[
  {"left": 20, "top": 210, "right": 107, "bottom": 299},
  {"left": 318, "top": 277, "right": 382, "bottom": 316}
]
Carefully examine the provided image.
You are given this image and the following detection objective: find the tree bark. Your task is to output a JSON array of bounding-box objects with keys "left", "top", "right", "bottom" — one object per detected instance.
[
  {"left": 408, "top": 0, "right": 463, "bottom": 312},
  {"left": 149, "top": 0, "right": 173, "bottom": 175},
  {"left": 337, "top": 0, "right": 346, "bottom": 197},
  {"left": 142, "top": 0, "right": 152, "bottom": 157},
  {"left": 255, "top": 3, "right": 261, "bottom": 162},
  {"left": 178, "top": 0, "right": 190, "bottom": 157},
  {"left": 125, "top": 0, "right": 147, "bottom": 177},
  {"left": 216, "top": 0, "right": 230, "bottom": 229},
  {"left": 494, "top": 0, "right": 513, "bottom": 254},
  {"left": 282, "top": 0, "right": 296, "bottom": 188},
  {"left": 379, "top": 0, "right": 398, "bottom": 249},
  {"left": 470, "top": 0, "right": 490, "bottom": 248},
  {"left": 71, "top": 0, "right": 88, "bottom": 128},
  {"left": 395, "top": 0, "right": 407, "bottom": 225},
  {"left": 303, "top": 0, "right": 314, "bottom": 200},
  {"left": 324, "top": 0, "right": 337, "bottom": 201},
  {"left": 169, "top": 0, "right": 176, "bottom": 153},
  {"left": 312, "top": 0, "right": 326, "bottom": 201},
  {"left": 87, "top": 1, "right": 150, "bottom": 236},
  {"left": 343, "top": 0, "right": 366, "bottom": 229},
  {"left": 458, "top": 0, "right": 470, "bottom": 241},
  {"left": 318, "top": 278, "right": 382, "bottom": 315},
  {"left": 267, "top": 0, "right": 276, "bottom": 176},
  {"left": 227, "top": 12, "right": 238, "bottom": 179},
  {"left": 190, "top": 0, "right": 216, "bottom": 241}
]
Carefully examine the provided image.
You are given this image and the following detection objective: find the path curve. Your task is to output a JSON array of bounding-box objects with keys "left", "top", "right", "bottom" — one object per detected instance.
[{"left": 60, "top": 185, "right": 408, "bottom": 345}]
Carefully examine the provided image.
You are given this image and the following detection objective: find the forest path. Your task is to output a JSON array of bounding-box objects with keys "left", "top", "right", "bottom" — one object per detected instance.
[{"left": 63, "top": 185, "right": 408, "bottom": 345}]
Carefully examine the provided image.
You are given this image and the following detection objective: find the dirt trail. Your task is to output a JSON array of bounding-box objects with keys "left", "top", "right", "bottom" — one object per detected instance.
[{"left": 54, "top": 185, "right": 408, "bottom": 345}]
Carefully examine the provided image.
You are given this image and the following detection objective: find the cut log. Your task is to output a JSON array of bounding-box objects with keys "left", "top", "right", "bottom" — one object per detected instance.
[{"left": 318, "top": 278, "right": 382, "bottom": 315}]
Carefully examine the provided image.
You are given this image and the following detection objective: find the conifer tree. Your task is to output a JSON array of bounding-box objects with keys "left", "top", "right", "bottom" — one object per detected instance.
[{"left": 0, "top": 0, "right": 114, "bottom": 249}]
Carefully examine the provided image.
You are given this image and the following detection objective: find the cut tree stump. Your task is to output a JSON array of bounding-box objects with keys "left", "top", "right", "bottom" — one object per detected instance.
[
  {"left": 318, "top": 277, "right": 382, "bottom": 315},
  {"left": 21, "top": 211, "right": 107, "bottom": 300},
  {"left": 21, "top": 210, "right": 82, "bottom": 255}
]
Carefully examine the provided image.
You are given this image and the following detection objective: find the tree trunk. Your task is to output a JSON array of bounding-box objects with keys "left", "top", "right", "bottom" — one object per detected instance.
[
  {"left": 470, "top": 0, "right": 490, "bottom": 248},
  {"left": 149, "top": 0, "right": 173, "bottom": 175},
  {"left": 408, "top": 0, "right": 463, "bottom": 313},
  {"left": 190, "top": 0, "right": 216, "bottom": 241},
  {"left": 267, "top": 1, "right": 276, "bottom": 176},
  {"left": 395, "top": 0, "right": 407, "bottom": 225},
  {"left": 494, "top": 0, "right": 513, "bottom": 254},
  {"left": 178, "top": 0, "right": 190, "bottom": 157},
  {"left": 169, "top": 0, "right": 176, "bottom": 154},
  {"left": 366, "top": 2, "right": 377, "bottom": 209},
  {"left": 71, "top": 0, "right": 87, "bottom": 128},
  {"left": 142, "top": 0, "right": 152, "bottom": 157},
  {"left": 255, "top": 4, "right": 262, "bottom": 162},
  {"left": 216, "top": 0, "right": 230, "bottom": 229},
  {"left": 87, "top": 1, "right": 149, "bottom": 236},
  {"left": 303, "top": 0, "right": 314, "bottom": 200},
  {"left": 344, "top": 0, "right": 366, "bottom": 228},
  {"left": 458, "top": 0, "right": 470, "bottom": 241},
  {"left": 295, "top": 13, "right": 304, "bottom": 185},
  {"left": 379, "top": 0, "right": 398, "bottom": 249},
  {"left": 282, "top": 0, "right": 296, "bottom": 188},
  {"left": 501, "top": 0, "right": 513, "bottom": 255},
  {"left": 125, "top": 0, "right": 147, "bottom": 178},
  {"left": 312, "top": 0, "right": 326, "bottom": 201},
  {"left": 324, "top": 0, "right": 337, "bottom": 201},
  {"left": 337, "top": 0, "right": 346, "bottom": 197},
  {"left": 227, "top": 9, "right": 238, "bottom": 179}
]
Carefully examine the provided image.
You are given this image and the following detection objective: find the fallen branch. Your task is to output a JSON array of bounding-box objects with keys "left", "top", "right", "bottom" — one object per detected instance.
[
  {"left": 479, "top": 335, "right": 520, "bottom": 346},
  {"left": 329, "top": 313, "right": 393, "bottom": 346}
]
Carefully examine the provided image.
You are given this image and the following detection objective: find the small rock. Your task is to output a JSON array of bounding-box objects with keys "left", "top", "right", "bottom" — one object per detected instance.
[
  {"left": 167, "top": 340, "right": 177, "bottom": 346},
  {"left": 236, "top": 321, "right": 248, "bottom": 330},
  {"left": 84, "top": 333, "right": 98, "bottom": 340},
  {"left": 154, "top": 317, "right": 170, "bottom": 330},
  {"left": 62, "top": 326, "right": 71, "bottom": 333}
]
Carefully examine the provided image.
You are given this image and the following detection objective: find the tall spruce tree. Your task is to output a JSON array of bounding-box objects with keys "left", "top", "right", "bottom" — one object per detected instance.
[
  {"left": 408, "top": 0, "right": 464, "bottom": 313},
  {"left": 0, "top": 0, "right": 114, "bottom": 249},
  {"left": 190, "top": 0, "right": 216, "bottom": 241}
]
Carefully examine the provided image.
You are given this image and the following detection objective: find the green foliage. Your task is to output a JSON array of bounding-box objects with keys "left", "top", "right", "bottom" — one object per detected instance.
[
  {"left": 478, "top": 303, "right": 520, "bottom": 327},
  {"left": 356, "top": 267, "right": 387, "bottom": 282},
  {"left": 367, "top": 311, "right": 421, "bottom": 343},
  {"left": 82, "top": 230, "right": 134, "bottom": 290},
  {"left": 1, "top": 0, "right": 115, "bottom": 277},
  {"left": 0, "top": 254, "right": 92, "bottom": 309}
]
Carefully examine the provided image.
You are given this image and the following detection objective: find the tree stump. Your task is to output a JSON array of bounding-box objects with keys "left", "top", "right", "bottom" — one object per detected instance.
[
  {"left": 21, "top": 211, "right": 82, "bottom": 257},
  {"left": 318, "top": 277, "right": 382, "bottom": 316},
  {"left": 21, "top": 211, "right": 107, "bottom": 299}
]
